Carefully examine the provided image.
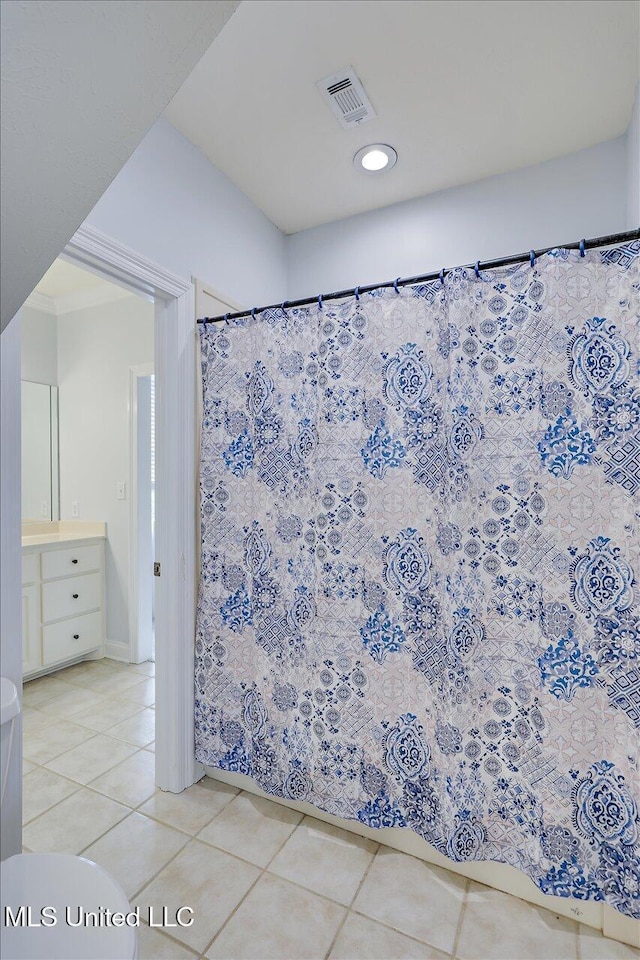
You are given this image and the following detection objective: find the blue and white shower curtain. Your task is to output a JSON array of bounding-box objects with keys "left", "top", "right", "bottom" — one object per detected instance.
[{"left": 196, "top": 240, "right": 639, "bottom": 918}]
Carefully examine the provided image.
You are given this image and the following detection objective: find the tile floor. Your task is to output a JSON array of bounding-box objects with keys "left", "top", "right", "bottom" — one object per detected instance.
[{"left": 21, "top": 659, "right": 636, "bottom": 960}]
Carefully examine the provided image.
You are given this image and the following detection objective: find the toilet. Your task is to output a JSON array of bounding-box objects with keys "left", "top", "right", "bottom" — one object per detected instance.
[{"left": 1, "top": 678, "right": 137, "bottom": 959}]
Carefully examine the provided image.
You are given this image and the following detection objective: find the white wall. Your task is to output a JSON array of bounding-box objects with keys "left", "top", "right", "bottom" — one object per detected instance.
[
  {"left": 86, "top": 117, "right": 288, "bottom": 310},
  {"left": 1, "top": 0, "right": 240, "bottom": 330},
  {"left": 21, "top": 306, "right": 57, "bottom": 385},
  {"left": 57, "top": 295, "right": 154, "bottom": 650},
  {"left": 626, "top": 82, "right": 640, "bottom": 229},
  {"left": 286, "top": 136, "right": 628, "bottom": 298}
]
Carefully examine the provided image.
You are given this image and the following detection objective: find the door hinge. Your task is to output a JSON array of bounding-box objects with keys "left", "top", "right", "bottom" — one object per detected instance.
[{"left": 154, "top": 562, "right": 161, "bottom": 577}]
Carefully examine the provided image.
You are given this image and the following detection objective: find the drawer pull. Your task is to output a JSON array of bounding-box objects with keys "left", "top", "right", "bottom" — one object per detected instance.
[
  {"left": 72, "top": 558, "right": 78, "bottom": 564},
  {"left": 72, "top": 593, "right": 79, "bottom": 599},
  {"left": 73, "top": 634, "right": 80, "bottom": 640}
]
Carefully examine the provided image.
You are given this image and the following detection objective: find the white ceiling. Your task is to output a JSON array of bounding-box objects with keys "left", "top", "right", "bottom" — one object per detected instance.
[
  {"left": 35, "top": 260, "right": 112, "bottom": 300},
  {"left": 165, "top": 0, "right": 640, "bottom": 235},
  {"left": 28, "top": 258, "right": 134, "bottom": 316}
]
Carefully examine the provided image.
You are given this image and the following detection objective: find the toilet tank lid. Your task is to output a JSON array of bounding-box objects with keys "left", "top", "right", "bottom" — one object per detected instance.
[{"left": 0, "top": 677, "right": 20, "bottom": 725}]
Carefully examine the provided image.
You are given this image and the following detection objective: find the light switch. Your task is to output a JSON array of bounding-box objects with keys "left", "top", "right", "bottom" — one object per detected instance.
[{"left": 116, "top": 481, "right": 126, "bottom": 500}]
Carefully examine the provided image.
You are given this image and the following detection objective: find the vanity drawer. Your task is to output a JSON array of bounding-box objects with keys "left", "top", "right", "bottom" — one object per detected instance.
[
  {"left": 42, "top": 572, "right": 101, "bottom": 623},
  {"left": 22, "top": 553, "right": 39, "bottom": 585},
  {"left": 41, "top": 544, "right": 101, "bottom": 581},
  {"left": 42, "top": 611, "right": 102, "bottom": 666}
]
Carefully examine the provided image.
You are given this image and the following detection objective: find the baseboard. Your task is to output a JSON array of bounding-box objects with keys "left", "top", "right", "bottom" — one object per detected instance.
[
  {"left": 104, "top": 639, "right": 130, "bottom": 663},
  {"left": 204, "top": 766, "right": 608, "bottom": 934}
]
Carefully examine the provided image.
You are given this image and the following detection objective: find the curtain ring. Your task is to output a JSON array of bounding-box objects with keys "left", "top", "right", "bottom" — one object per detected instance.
[
  {"left": 579, "top": 239, "right": 586, "bottom": 257},
  {"left": 354, "top": 286, "right": 360, "bottom": 301},
  {"left": 530, "top": 250, "right": 536, "bottom": 268},
  {"left": 474, "top": 261, "right": 481, "bottom": 279},
  {"left": 281, "top": 301, "right": 288, "bottom": 312},
  {"left": 251, "top": 307, "right": 257, "bottom": 320},
  {"left": 393, "top": 277, "right": 400, "bottom": 294},
  {"left": 318, "top": 294, "right": 323, "bottom": 310},
  {"left": 439, "top": 268, "right": 445, "bottom": 285},
  {"left": 224, "top": 313, "right": 230, "bottom": 325}
]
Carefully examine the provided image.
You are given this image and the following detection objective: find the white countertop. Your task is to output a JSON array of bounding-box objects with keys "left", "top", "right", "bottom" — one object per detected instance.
[{"left": 21, "top": 522, "right": 106, "bottom": 548}]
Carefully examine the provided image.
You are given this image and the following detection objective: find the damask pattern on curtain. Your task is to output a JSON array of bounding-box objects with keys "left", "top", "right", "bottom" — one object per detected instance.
[{"left": 196, "top": 241, "right": 639, "bottom": 918}]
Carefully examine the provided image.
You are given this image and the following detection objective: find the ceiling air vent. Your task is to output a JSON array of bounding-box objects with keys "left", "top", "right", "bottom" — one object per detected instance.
[{"left": 317, "top": 68, "right": 377, "bottom": 129}]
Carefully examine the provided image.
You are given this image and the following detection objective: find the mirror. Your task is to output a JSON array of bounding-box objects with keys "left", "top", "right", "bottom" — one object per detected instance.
[{"left": 21, "top": 381, "right": 59, "bottom": 521}]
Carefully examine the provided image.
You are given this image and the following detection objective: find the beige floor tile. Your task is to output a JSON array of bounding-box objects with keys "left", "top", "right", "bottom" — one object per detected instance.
[
  {"left": 36, "top": 685, "right": 106, "bottom": 719},
  {"left": 88, "top": 671, "right": 151, "bottom": 696},
  {"left": 72, "top": 696, "right": 145, "bottom": 733},
  {"left": 579, "top": 925, "right": 639, "bottom": 960},
  {"left": 88, "top": 749, "right": 156, "bottom": 807},
  {"left": 23, "top": 717, "right": 95, "bottom": 764},
  {"left": 22, "top": 676, "right": 77, "bottom": 707},
  {"left": 45, "top": 733, "right": 138, "bottom": 783},
  {"left": 22, "top": 707, "right": 51, "bottom": 736},
  {"left": 22, "top": 788, "right": 129, "bottom": 854},
  {"left": 139, "top": 780, "right": 236, "bottom": 835},
  {"left": 270, "top": 815, "right": 377, "bottom": 906},
  {"left": 22, "top": 767, "right": 80, "bottom": 824},
  {"left": 457, "top": 882, "right": 578, "bottom": 960},
  {"left": 137, "top": 922, "right": 198, "bottom": 960},
  {"left": 104, "top": 657, "right": 134, "bottom": 668},
  {"left": 108, "top": 707, "right": 155, "bottom": 746},
  {"left": 198, "top": 792, "right": 301, "bottom": 867},
  {"left": 134, "top": 840, "right": 260, "bottom": 954},
  {"left": 331, "top": 912, "right": 449, "bottom": 959},
  {"left": 207, "top": 873, "right": 345, "bottom": 960},
  {"left": 144, "top": 741, "right": 156, "bottom": 753},
  {"left": 54, "top": 658, "right": 118, "bottom": 684},
  {"left": 82, "top": 812, "right": 189, "bottom": 898},
  {"left": 115, "top": 677, "right": 155, "bottom": 706},
  {"left": 23, "top": 758, "right": 37, "bottom": 775},
  {"left": 129, "top": 661, "right": 155, "bottom": 677},
  {"left": 353, "top": 847, "right": 466, "bottom": 954}
]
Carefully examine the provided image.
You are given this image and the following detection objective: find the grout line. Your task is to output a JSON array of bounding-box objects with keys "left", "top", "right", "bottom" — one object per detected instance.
[
  {"left": 137, "top": 920, "right": 200, "bottom": 958},
  {"left": 21, "top": 779, "right": 84, "bottom": 827},
  {"left": 130, "top": 785, "right": 300, "bottom": 937},
  {"left": 97, "top": 821, "right": 192, "bottom": 904},
  {"left": 323, "top": 840, "right": 380, "bottom": 959},
  {"left": 450, "top": 877, "right": 469, "bottom": 960},
  {"left": 347, "top": 842, "right": 380, "bottom": 909},
  {"left": 25, "top": 729, "right": 101, "bottom": 767},
  {"left": 348, "top": 906, "right": 456, "bottom": 957},
  {"left": 200, "top": 791, "right": 305, "bottom": 953},
  {"left": 75, "top": 809, "right": 138, "bottom": 859},
  {"left": 199, "top": 864, "right": 266, "bottom": 957},
  {"left": 201, "top": 801, "right": 312, "bottom": 957},
  {"left": 42, "top": 737, "right": 141, "bottom": 784},
  {"left": 262, "top": 810, "right": 305, "bottom": 870}
]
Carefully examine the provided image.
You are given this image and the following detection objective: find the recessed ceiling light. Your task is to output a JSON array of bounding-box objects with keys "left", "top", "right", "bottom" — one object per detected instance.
[{"left": 354, "top": 144, "right": 397, "bottom": 174}]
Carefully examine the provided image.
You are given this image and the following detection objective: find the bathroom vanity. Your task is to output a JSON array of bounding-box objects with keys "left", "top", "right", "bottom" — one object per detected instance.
[{"left": 22, "top": 522, "right": 106, "bottom": 679}]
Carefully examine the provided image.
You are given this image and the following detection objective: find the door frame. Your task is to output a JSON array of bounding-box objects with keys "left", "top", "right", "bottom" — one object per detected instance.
[
  {"left": 128, "top": 362, "right": 155, "bottom": 666},
  {"left": 61, "top": 224, "right": 197, "bottom": 793}
]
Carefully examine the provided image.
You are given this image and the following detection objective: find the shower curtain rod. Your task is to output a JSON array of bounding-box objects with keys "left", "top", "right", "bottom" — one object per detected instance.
[{"left": 197, "top": 228, "right": 639, "bottom": 324}]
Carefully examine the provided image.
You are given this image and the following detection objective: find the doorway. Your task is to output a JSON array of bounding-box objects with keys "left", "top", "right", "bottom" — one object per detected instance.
[
  {"left": 20, "top": 259, "right": 158, "bottom": 836},
  {"left": 2, "top": 223, "right": 198, "bottom": 866}
]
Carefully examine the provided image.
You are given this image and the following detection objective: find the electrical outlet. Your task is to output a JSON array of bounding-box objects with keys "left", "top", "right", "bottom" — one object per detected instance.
[
  {"left": 71, "top": 501, "right": 79, "bottom": 518},
  {"left": 116, "top": 481, "right": 126, "bottom": 501},
  {"left": 40, "top": 501, "right": 49, "bottom": 517}
]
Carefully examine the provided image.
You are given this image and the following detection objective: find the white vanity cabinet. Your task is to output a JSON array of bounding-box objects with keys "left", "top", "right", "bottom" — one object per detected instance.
[{"left": 22, "top": 537, "right": 105, "bottom": 678}]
